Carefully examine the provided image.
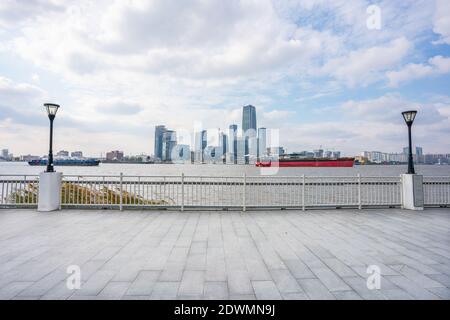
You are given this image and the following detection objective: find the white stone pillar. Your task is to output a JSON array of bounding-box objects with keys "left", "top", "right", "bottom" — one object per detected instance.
[
  {"left": 38, "top": 172, "right": 62, "bottom": 212},
  {"left": 401, "top": 174, "right": 424, "bottom": 211}
]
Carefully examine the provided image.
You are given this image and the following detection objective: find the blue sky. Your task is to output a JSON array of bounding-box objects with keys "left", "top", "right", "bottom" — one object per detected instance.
[{"left": 0, "top": 0, "right": 449, "bottom": 157}]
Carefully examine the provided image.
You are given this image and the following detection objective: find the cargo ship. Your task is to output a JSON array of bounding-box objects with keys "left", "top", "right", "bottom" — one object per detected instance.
[
  {"left": 256, "top": 156, "right": 355, "bottom": 167},
  {"left": 28, "top": 158, "right": 100, "bottom": 166}
]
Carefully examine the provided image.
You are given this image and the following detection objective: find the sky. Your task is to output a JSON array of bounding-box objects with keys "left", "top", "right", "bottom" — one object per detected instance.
[{"left": 0, "top": 0, "right": 449, "bottom": 157}]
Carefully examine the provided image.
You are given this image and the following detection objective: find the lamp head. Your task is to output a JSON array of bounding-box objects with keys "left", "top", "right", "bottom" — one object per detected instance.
[
  {"left": 402, "top": 110, "right": 417, "bottom": 126},
  {"left": 44, "top": 103, "right": 60, "bottom": 119}
]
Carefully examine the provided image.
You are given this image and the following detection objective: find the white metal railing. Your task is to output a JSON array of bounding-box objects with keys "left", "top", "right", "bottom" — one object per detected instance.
[
  {"left": 0, "top": 175, "right": 39, "bottom": 207},
  {"left": 1, "top": 174, "right": 448, "bottom": 210},
  {"left": 423, "top": 176, "right": 450, "bottom": 206}
]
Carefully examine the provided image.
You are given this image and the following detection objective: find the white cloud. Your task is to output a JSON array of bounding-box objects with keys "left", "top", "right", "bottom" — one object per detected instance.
[
  {"left": 319, "top": 37, "right": 412, "bottom": 87},
  {"left": 433, "top": 0, "right": 450, "bottom": 44},
  {"left": 386, "top": 55, "right": 450, "bottom": 87}
]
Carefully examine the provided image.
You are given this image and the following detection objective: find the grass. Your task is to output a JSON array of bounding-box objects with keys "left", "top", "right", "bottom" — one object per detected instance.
[{"left": 8, "top": 182, "right": 170, "bottom": 206}]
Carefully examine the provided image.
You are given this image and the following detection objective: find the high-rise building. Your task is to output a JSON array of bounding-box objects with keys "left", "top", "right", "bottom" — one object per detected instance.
[
  {"left": 154, "top": 125, "right": 167, "bottom": 160},
  {"left": 242, "top": 105, "right": 257, "bottom": 164},
  {"left": 194, "top": 130, "right": 207, "bottom": 163},
  {"left": 242, "top": 105, "right": 257, "bottom": 134},
  {"left": 162, "top": 130, "right": 177, "bottom": 161},
  {"left": 228, "top": 124, "right": 238, "bottom": 164},
  {"left": 219, "top": 131, "right": 228, "bottom": 163},
  {"left": 257, "top": 127, "right": 267, "bottom": 159}
]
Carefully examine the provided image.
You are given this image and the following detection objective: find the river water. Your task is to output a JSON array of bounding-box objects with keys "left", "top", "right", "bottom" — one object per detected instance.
[{"left": 1, "top": 161, "right": 449, "bottom": 177}]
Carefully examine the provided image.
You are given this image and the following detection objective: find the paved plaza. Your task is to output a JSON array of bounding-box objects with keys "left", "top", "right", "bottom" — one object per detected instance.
[{"left": 0, "top": 208, "right": 449, "bottom": 300}]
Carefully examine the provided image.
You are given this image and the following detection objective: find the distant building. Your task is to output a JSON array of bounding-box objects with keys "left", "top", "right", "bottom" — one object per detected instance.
[
  {"left": 228, "top": 124, "right": 238, "bottom": 164},
  {"left": 242, "top": 105, "right": 257, "bottom": 164},
  {"left": 331, "top": 151, "right": 341, "bottom": 159},
  {"left": 71, "top": 151, "right": 83, "bottom": 158},
  {"left": 0, "top": 149, "right": 12, "bottom": 161},
  {"left": 313, "top": 149, "right": 324, "bottom": 158},
  {"left": 258, "top": 128, "right": 267, "bottom": 159},
  {"left": 57, "top": 150, "right": 69, "bottom": 157},
  {"left": 154, "top": 125, "right": 167, "bottom": 160},
  {"left": 162, "top": 130, "right": 177, "bottom": 161},
  {"left": 194, "top": 130, "right": 207, "bottom": 163},
  {"left": 106, "top": 150, "right": 124, "bottom": 161},
  {"left": 20, "top": 154, "right": 40, "bottom": 162},
  {"left": 172, "top": 144, "right": 190, "bottom": 163},
  {"left": 268, "top": 147, "right": 285, "bottom": 157},
  {"left": 236, "top": 137, "right": 246, "bottom": 165},
  {"left": 242, "top": 105, "right": 257, "bottom": 134}
]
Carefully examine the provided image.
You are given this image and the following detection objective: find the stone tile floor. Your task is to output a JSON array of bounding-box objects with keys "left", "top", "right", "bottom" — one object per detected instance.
[{"left": 0, "top": 208, "right": 449, "bottom": 300}]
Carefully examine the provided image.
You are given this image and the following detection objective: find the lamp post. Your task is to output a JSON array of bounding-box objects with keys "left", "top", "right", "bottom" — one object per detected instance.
[
  {"left": 44, "top": 103, "right": 60, "bottom": 173},
  {"left": 401, "top": 110, "right": 417, "bottom": 174}
]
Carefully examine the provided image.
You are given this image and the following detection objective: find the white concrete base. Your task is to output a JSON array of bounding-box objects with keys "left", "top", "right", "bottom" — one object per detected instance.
[
  {"left": 38, "top": 172, "right": 62, "bottom": 212},
  {"left": 401, "top": 174, "right": 424, "bottom": 211}
]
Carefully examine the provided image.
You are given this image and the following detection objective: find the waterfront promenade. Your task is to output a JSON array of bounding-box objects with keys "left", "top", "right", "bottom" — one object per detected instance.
[{"left": 0, "top": 208, "right": 449, "bottom": 300}]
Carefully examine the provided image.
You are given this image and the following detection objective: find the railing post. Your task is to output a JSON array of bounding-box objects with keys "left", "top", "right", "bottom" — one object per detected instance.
[
  {"left": 181, "top": 173, "right": 184, "bottom": 212},
  {"left": 400, "top": 174, "right": 403, "bottom": 209},
  {"left": 302, "top": 175, "right": 305, "bottom": 211},
  {"left": 357, "top": 174, "right": 362, "bottom": 210},
  {"left": 119, "top": 172, "right": 123, "bottom": 211},
  {"left": 243, "top": 173, "right": 246, "bottom": 212}
]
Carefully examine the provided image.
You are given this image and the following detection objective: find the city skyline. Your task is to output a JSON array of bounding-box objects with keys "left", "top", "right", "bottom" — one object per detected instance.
[{"left": 0, "top": 1, "right": 450, "bottom": 156}]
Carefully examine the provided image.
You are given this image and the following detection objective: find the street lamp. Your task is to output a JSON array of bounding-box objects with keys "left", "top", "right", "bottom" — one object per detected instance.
[
  {"left": 401, "top": 110, "right": 417, "bottom": 174},
  {"left": 44, "top": 103, "right": 60, "bottom": 173}
]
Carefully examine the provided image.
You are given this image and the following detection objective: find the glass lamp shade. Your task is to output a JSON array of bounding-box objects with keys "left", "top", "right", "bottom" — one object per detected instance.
[
  {"left": 401, "top": 110, "right": 417, "bottom": 125},
  {"left": 44, "top": 103, "right": 60, "bottom": 116}
]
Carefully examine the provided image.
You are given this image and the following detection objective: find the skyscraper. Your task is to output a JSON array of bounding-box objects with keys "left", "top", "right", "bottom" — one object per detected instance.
[
  {"left": 242, "top": 105, "right": 257, "bottom": 134},
  {"left": 242, "top": 105, "right": 257, "bottom": 164},
  {"left": 162, "top": 130, "right": 177, "bottom": 161},
  {"left": 257, "top": 127, "right": 267, "bottom": 159},
  {"left": 228, "top": 124, "right": 238, "bottom": 164},
  {"left": 194, "top": 130, "right": 207, "bottom": 163},
  {"left": 154, "top": 125, "right": 166, "bottom": 160}
]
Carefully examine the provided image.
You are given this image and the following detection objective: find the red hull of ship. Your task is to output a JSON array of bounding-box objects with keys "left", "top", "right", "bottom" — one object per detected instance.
[{"left": 256, "top": 158, "right": 355, "bottom": 167}]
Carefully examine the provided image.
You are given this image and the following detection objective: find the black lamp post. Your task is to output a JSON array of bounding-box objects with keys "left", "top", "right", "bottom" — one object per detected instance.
[
  {"left": 44, "top": 103, "right": 60, "bottom": 173},
  {"left": 401, "top": 110, "right": 417, "bottom": 174}
]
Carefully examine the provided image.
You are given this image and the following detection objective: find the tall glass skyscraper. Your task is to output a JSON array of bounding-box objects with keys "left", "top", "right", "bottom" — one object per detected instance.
[
  {"left": 242, "top": 105, "right": 257, "bottom": 164},
  {"left": 162, "top": 130, "right": 177, "bottom": 161},
  {"left": 154, "top": 125, "right": 166, "bottom": 160},
  {"left": 228, "top": 124, "right": 238, "bottom": 164},
  {"left": 242, "top": 105, "right": 257, "bottom": 134},
  {"left": 258, "top": 127, "right": 267, "bottom": 159}
]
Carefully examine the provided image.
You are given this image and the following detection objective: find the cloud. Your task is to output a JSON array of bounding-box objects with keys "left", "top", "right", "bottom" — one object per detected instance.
[
  {"left": 0, "top": 0, "right": 64, "bottom": 28},
  {"left": 386, "top": 55, "right": 450, "bottom": 87},
  {"left": 319, "top": 37, "right": 412, "bottom": 87},
  {"left": 433, "top": 0, "right": 450, "bottom": 44}
]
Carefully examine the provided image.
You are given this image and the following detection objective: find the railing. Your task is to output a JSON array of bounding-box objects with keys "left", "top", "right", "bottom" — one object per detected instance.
[
  {"left": 423, "top": 176, "right": 450, "bottom": 207},
  {"left": 1, "top": 174, "right": 448, "bottom": 210},
  {"left": 0, "top": 175, "right": 39, "bottom": 207}
]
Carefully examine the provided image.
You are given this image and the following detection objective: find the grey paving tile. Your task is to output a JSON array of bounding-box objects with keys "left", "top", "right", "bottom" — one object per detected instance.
[
  {"left": 252, "top": 281, "right": 282, "bottom": 300},
  {"left": 0, "top": 208, "right": 449, "bottom": 300},
  {"left": 310, "top": 267, "right": 351, "bottom": 292},
  {"left": 227, "top": 270, "right": 253, "bottom": 295},
  {"left": 384, "top": 275, "right": 440, "bottom": 300},
  {"left": 297, "top": 278, "right": 336, "bottom": 300},
  {"left": 270, "top": 269, "right": 303, "bottom": 293},
  {"left": 150, "top": 282, "right": 180, "bottom": 300},
  {"left": 178, "top": 270, "right": 205, "bottom": 296},
  {"left": 126, "top": 270, "right": 160, "bottom": 296},
  {"left": 98, "top": 282, "right": 130, "bottom": 299},
  {"left": 204, "top": 282, "right": 228, "bottom": 300},
  {"left": 332, "top": 290, "right": 362, "bottom": 300}
]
